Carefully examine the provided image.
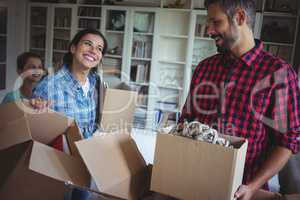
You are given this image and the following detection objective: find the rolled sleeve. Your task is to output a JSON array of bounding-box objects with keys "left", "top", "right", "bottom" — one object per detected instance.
[{"left": 271, "top": 65, "right": 300, "bottom": 153}]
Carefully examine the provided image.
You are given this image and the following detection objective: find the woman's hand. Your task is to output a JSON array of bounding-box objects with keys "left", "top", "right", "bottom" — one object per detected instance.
[{"left": 29, "top": 97, "right": 52, "bottom": 110}]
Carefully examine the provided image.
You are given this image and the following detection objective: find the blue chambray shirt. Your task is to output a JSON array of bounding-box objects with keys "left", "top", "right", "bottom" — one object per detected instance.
[{"left": 33, "top": 65, "right": 98, "bottom": 138}]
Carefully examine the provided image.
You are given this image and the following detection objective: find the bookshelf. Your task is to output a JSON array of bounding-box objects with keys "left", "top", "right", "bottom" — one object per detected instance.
[
  {"left": 28, "top": 5, "right": 47, "bottom": 64},
  {"left": 27, "top": 3, "right": 76, "bottom": 70},
  {"left": 153, "top": 9, "right": 190, "bottom": 127},
  {"left": 0, "top": 6, "right": 7, "bottom": 90},
  {"left": 52, "top": 6, "right": 73, "bottom": 70},
  {"left": 189, "top": 10, "right": 217, "bottom": 80},
  {"left": 101, "top": 6, "right": 158, "bottom": 129},
  {"left": 101, "top": 7, "right": 127, "bottom": 85},
  {"left": 24, "top": 0, "right": 285, "bottom": 130},
  {"left": 28, "top": 0, "right": 102, "bottom": 71},
  {"left": 77, "top": 0, "right": 102, "bottom": 30},
  {"left": 259, "top": 0, "right": 299, "bottom": 65}
]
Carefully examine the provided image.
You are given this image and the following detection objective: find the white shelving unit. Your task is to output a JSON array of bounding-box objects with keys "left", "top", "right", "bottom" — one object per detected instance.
[
  {"left": 77, "top": 0, "right": 102, "bottom": 31},
  {"left": 27, "top": 3, "right": 77, "bottom": 70},
  {"left": 258, "top": 0, "right": 299, "bottom": 65},
  {"left": 25, "top": 0, "right": 299, "bottom": 130},
  {"left": 101, "top": 5, "right": 159, "bottom": 129},
  {"left": 27, "top": 0, "right": 102, "bottom": 70},
  {"left": 0, "top": 5, "right": 8, "bottom": 90}
]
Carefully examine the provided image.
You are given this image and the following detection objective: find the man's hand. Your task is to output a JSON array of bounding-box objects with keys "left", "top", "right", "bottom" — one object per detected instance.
[{"left": 235, "top": 184, "right": 256, "bottom": 200}]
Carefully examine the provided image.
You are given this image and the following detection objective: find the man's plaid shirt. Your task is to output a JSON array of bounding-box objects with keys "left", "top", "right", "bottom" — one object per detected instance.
[
  {"left": 179, "top": 40, "right": 300, "bottom": 185},
  {"left": 33, "top": 65, "right": 98, "bottom": 138}
]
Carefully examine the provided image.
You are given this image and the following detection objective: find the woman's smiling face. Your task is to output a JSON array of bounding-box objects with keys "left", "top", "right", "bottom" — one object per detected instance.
[{"left": 71, "top": 33, "right": 105, "bottom": 70}]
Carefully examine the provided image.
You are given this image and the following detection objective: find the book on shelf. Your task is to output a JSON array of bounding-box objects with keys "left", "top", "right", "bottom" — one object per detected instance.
[
  {"left": 133, "top": 107, "right": 147, "bottom": 128},
  {"left": 154, "top": 109, "right": 180, "bottom": 129},
  {"left": 102, "top": 66, "right": 121, "bottom": 75},
  {"left": 130, "top": 64, "right": 149, "bottom": 83},
  {"left": 108, "top": 0, "right": 160, "bottom": 7},
  {"left": 268, "top": 45, "right": 279, "bottom": 56},
  {"left": 277, "top": 46, "right": 291, "bottom": 61},
  {"left": 137, "top": 94, "right": 148, "bottom": 107},
  {"left": 78, "top": 7, "right": 101, "bottom": 17},
  {"left": 102, "top": 58, "right": 121, "bottom": 75},
  {"left": 156, "top": 101, "right": 178, "bottom": 111},
  {"left": 132, "top": 40, "right": 151, "bottom": 58}
]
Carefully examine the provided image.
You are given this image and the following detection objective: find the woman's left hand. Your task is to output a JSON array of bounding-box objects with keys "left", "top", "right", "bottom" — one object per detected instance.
[{"left": 29, "top": 97, "right": 52, "bottom": 110}]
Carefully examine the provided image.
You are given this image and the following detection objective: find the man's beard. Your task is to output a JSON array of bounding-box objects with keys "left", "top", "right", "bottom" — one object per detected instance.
[
  {"left": 216, "top": 44, "right": 229, "bottom": 54},
  {"left": 212, "top": 24, "right": 239, "bottom": 54}
]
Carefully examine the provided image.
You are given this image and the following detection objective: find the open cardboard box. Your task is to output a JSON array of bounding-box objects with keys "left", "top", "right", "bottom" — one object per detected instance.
[
  {"left": 73, "top": 88, "right": 151, "bottom": 200},
  {"left": 282, "top": 194, "right": 300, "bottom": 200},
  {"left": 0, "top": 101, "right": 90, "bottom": 200},
  {"left": 75, "top": 132, "right": 150, "bottom": 200},
  {"left": 151, "top": 132, "right": 248, "bottom": 200},
  {"left": 0, "top": 88, "right": 148, "bottom": 200}
]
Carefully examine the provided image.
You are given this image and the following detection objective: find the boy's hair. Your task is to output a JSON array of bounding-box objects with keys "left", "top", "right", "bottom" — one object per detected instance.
[{"left": 17, "top": 52, "right": 43, "bottom": 71}]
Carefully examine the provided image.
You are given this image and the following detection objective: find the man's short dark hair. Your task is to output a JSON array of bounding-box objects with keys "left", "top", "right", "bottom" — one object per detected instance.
[{"left": 204, "top": 0, "right": 256, "bottom": 29}]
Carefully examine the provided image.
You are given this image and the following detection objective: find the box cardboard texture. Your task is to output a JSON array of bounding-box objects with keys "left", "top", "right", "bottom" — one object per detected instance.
[
  {"left": 0, "top": 88, "right": 148, "bottom": 200},
  {"left": 0, "top": 101, "right": 90, "bottom": 200},
  {"left": 75, "top": 89, "right": 151, "bottom": 200},
  {"left": 283, "top": 194, "right": 300, "bottom": 200},
  {"left": 151, "top": 133, "right": 248, "bottom": 200}
]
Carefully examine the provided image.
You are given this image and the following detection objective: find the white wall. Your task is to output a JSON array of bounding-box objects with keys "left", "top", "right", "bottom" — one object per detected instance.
[{"left": 0, "top": 0, "right": 28, "bottom": 102}]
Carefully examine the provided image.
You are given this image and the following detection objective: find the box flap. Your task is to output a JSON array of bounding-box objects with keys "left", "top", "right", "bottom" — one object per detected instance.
[
  {"left": 65, "top": 123, "right": 84, "bottom": 158},
  {"left": 26, "top": 110, "right": 73, "bottom": 144},
  {"left": 101, "top": 89, "right": 137, "bottom": 133},
  {"left": 283, "top": 194, "right": 300, "bottom": 200},
  {"left": 0, "top": 146, "right": 68, "bottom": 200},
  {"left": 0, "top": 117, "right": 32, "bottom": 150},
  {"left": 75, "top": 133, "right": 147, "bottom": 200},
  {"left": 0, "top": 141, "right": 32, "bottom": 188},
  {"left": 29, "top": 141, "right": 90, "bottom": 187},
  {"left": 229, "top": 140, "right": 248, "bottom": 200},
  {"left": 0, "top": 101, "right": 26, "bottom": 126},
  {"left": 0, "top": 101, "right": 74, "bottom": 146},
  {"left": 151, "top": 134, "right": 240, "bottom": 200}
]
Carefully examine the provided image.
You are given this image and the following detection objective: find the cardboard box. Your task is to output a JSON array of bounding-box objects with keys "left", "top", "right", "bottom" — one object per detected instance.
[
  {"left": 282, "top": 194, "right": 300, "bottom": 200},
  {"left": 75, "top": 133, "right": 150, "bottom": 200},
  {"left": 151, "top": 133, "right": 248, "bottom": 200},
  {"left": 73, "top": 88, "right": 151, "bottom": 200},
  {"left": 0, "top": 88, "right": 148, "bottom": 200},
  {"left": 0, "top": 102, "right": 90, "bottom": 200},
  {"left": 101, "top": 88, "right": 137, "bottom": 133}
]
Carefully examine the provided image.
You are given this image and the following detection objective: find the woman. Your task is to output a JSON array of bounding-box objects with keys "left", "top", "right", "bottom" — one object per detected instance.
[
  {"left": 2, "top": 52, "right": 45, "bottom": 104},
  {"left": 33, "top": 28, "right": 107, "bottom": 200},
  {"left": 33, "top": 29, "right": 107, "bottom": 139}
]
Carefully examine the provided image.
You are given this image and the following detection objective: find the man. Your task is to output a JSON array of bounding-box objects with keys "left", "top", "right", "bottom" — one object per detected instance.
[{"left": 179, "top": 0, "right": 300, "bottom": 199}]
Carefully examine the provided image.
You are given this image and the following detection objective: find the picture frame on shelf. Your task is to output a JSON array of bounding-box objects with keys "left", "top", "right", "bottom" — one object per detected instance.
[
  {"left": 107, "top": 10, "right": 125, "bottom": 31},
  {"left": 133, "top": 12, "right": 154, "bottom": 33}
]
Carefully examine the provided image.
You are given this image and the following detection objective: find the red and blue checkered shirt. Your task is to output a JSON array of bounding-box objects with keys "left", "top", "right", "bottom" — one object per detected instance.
[{"left": 179, "top": 39, "right": 300, "bottom": 185}]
